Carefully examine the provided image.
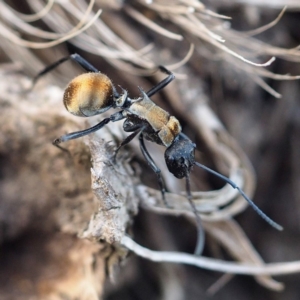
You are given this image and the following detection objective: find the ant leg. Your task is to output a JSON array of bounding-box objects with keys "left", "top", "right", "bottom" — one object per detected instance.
[
  {"left": 53, "top": 118, "right": 110, "bottom": 148},
  {"left": 185, "top": 173, "right": 205, "bottom": 256},
  {"left": 146, "top": 66, "right": 175, "bottom": 97},
  {"left": 32, "top": 53, "right": 120, "bottom": 98},
  {"left": 114, "top": 127, "right": 144, "bottom": 161},
  {"left": 53, "top": 111, "right": 125, "bottom": 149},
  {"left": 69, "top": 53, "right": 99, "bottom": 72},
  {"left": 139, "top": 134, "right": 169, "bottom": 207},
  {"left": 32, "top": 53, "right": 99, "bottom": 87}
]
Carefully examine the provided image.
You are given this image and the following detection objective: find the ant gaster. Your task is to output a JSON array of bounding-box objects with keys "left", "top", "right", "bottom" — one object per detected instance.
[{"left": 33, "top": 54, "right": 283, "bottom": 255}]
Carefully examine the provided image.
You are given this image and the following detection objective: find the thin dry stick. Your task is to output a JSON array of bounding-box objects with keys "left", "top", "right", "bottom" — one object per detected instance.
[
  {"left": 171, "top": 14, "right": 276, "bottom": 67},
  {"left": 124, "top": 5, "right": 184, "bottom": 41},
  {"left": 140, "top": 1, "right": 196, "bottom": 14},
  {"left": 0, "top": 0, "right": 96, "bottom": 40},
  {"left": 0, "top": 9, "right": 102, "bottom": 49},
  {"left": 122, "top": 236, "right": 300, "bottom": 276},
  {"left": 243, "top": 6, "right": 287, "bottom": 36},
  {"left": 8, "top": 0, "right": 55, "bottom": 22}
]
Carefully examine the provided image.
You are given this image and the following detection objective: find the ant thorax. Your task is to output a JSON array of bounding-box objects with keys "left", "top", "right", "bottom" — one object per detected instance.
[{"left": 126, "top": 91, "right": 182, "bottom": 147}]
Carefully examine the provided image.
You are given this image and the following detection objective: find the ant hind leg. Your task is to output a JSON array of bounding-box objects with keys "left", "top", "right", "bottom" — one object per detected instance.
[
  {"left": 53, "top": 111, "right": 125, "bottom": 151},
  {"left": 51, "top": 113, "right": 111, "bottom": 159},
  {"left": 53, "top": 117, "right": 111, "bottom": 151},
  {"left": 32, "top": 53, "right": 99, "bottom": 88}
]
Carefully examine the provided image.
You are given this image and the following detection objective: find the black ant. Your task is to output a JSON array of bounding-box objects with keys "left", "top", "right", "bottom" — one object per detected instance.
[{"left": 32, "top": 54, "right": 283, "bottom": 255}]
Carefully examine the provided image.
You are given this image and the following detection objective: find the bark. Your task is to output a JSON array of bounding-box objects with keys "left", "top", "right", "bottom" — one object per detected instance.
[{"left": 0, "top": 68, "right": 138, "bottom": 299}]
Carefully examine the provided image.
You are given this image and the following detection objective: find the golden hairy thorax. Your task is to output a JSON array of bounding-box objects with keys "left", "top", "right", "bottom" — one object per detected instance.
[
  {"left": 63, "top": 73, "right": 114, "bottom": 117},
  {"left": 128, "top": 95, "right": 182, "bottom": 147}
]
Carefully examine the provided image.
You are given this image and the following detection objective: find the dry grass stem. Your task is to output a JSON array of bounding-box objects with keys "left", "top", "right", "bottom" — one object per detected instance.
[
  {"left": 0, "top": 8, "right": 102, "bottom": 49},
  {"left": 124, "top": 5, "right": 184, "bottom": 41},
  {"left": 235, "top": 0, "right": 300, "bottom": 9},
  {"left": 121, "top": 235, "right": 300, "bottom": 276},
  {"left": 1, "top": 0, "right": 299, "bottom": 93},
  {"left": 7, "top": 0, "right": 55, "bottom": 22},
  {"left": 243, "top": 6, "right": 287, "bottom": 36}
]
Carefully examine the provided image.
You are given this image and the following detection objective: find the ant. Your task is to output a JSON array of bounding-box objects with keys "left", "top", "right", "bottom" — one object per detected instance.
[{"left": 32, "top": 54, "right": 283, "bottom": 255}]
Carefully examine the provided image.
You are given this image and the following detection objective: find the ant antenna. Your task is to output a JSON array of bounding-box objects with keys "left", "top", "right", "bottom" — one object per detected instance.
[
  {"left": 194, "top": 162, "right": 283, "bottom": 231},
  {"left": 185, "top": 172, "right": 205, "bottom": 255}
]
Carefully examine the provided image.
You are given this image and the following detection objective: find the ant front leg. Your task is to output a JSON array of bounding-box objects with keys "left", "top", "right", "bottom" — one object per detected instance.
[
  {"left": 146, "top": 66, "right": 175, "bottom": 97},
  {"left": 185, "top": 173, "right": 205, "bottom": 256},
  {"left": 139, "top": 134, "right": 170, "bottom": 208}
]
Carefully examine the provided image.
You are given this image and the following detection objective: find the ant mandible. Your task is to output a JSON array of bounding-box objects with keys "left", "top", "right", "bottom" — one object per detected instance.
[{"left": 33, "top": 54, "right": 283, "bottom": 255}]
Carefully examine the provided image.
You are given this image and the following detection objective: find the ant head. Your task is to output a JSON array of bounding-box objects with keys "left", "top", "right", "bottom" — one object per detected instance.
[
  {"left": 165, "top": 137, "right": 196, "bottom": 179},
  {"left": 63, "top": 73, "right": 114, "bottom": 117}
]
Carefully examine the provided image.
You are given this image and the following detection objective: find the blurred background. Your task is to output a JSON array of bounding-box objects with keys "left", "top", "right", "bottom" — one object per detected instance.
[{"left": 0, "top": 0, "right": 300, "bottom": 299}]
